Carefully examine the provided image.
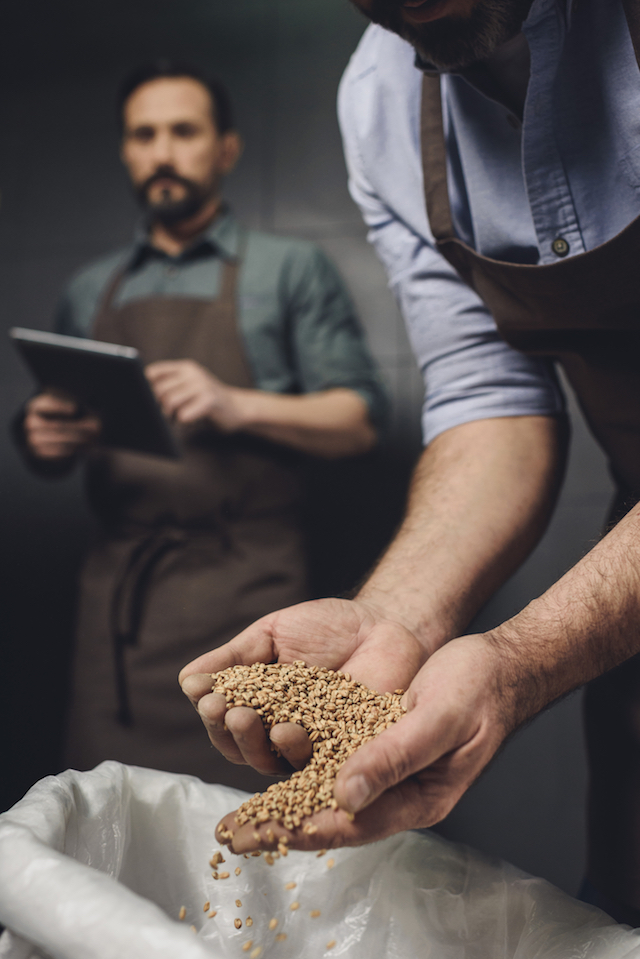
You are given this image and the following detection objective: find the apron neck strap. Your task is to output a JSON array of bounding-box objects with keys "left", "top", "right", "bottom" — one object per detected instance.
[
  {"left": 98, "top": 264, "right": 128, "bottom": 315},
  {"left": 421, "top": 74, "right": 454, "bottom": 242},
  {"left": 218, "top": 227, "right": 247, "bottom": 305},
  {"left": 97, "top": 228, "right": 249, "bottom": 317}
]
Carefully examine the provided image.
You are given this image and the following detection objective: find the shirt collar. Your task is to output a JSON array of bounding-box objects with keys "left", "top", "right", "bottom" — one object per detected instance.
[{"left": 126, "top": 204, "right": 241, "bottom": 271}]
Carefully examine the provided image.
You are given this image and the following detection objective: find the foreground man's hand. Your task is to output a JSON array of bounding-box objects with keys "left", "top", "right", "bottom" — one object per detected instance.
[
  {"left": 179, "top": 596, "right": 427, "bottom": 777},
  {"left": 209, "top": 633, "right": 512, "bottom": 853}
]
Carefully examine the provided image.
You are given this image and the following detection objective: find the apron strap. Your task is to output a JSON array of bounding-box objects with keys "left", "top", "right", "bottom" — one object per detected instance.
[
  {"left": 97, "top": 265, "right": 128, "bottom": 316},
  {"left": 110, "top": 529, "right": 188, "bottom": 726},
  {"left": 218, "top": 227, "right": 248, "bottom": 305},
  {"left": 420, "top": 74, "right": 455, "bottom": 242}
]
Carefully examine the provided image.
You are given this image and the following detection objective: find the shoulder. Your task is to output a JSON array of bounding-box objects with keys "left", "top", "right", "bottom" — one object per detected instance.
[
  {"left": 244, "top": 230, "right": 339, "bottom": 286},
  {"left": 55, "top": 246, "right": 133, "bottom": 337},
  {"left": 338, "top": 24, "right": 421, "bottom": 123},
  {"left": 63, "top": 247, "right": 131, "bottom": 303}
]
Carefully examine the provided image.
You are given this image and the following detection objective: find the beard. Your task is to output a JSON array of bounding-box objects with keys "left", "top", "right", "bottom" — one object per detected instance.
[
  {"left": 358, "top": 0, "right": 533, "bottom": 71},
  {"left": 136, "top": 166, "right": 212, "bottom": 226}
]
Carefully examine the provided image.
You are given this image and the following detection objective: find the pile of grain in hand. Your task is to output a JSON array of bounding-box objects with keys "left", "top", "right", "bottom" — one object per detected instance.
[{"left": 212, "top": 661, "right": 405, "bottom": 835}]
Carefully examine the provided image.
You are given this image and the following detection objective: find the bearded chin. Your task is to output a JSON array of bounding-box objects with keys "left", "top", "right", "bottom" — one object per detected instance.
[
  {"left": 136, "top": 180, "right": 209, "bottom": 226},
  {"left": 364, "top": 0, "right": 532, "bottom": 70},
  {"left": 146, "top": 192, "right": 206, "bottom": 226}
]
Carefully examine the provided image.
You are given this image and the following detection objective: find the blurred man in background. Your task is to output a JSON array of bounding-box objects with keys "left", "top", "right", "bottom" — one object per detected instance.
[{"left": 18, "top": 61, "right": 387, "bottom": 790}]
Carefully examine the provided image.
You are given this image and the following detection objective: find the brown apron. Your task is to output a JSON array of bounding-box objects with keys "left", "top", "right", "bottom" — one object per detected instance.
[
  {"left": 64, "top": 249, "right": 308, "bottom": 792},
  {"left": 420, "top": 0, "right": 640, "bottom": 913}
]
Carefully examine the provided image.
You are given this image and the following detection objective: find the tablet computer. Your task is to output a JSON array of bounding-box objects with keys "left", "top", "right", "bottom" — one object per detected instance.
[{"left": 10, "top": 327, "right": 179, "bottom": 458}]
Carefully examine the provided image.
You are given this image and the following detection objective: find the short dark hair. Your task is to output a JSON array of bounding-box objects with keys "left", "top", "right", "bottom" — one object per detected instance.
[{"left": 117, "top": 60, "right": 235, "bottom": 134}]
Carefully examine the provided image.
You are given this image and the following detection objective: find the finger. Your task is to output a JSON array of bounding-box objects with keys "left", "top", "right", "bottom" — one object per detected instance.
[
  {"left": 145, "top": 360, "right": 186, "bottom": 381},
  {"left": 28, "top": 429, "right": 96, "bottom": 458},
  {"left": 225, "top": 706, "right": 291, "bottom": 775},
  {"left": 216, "top": 798, "right": 388, "bottom": 854},
  {"left": 28, "top": 422, "right": 100, "bottom": 451},
  {"left": 180, "top": 671, "right": 214, "bottom": 709},
  {"left": 195, "top": 692, "right": 246, "bottom": 765},
  {"left": 174, "top": 396, "right": 217, "bottom": 424},
  {"left": 270, "top": 723, "right": 313, "bottom": 770},
  {"left": 34, "top": 404, "right": 79, "bottom": 419},
  {"left": 178, "top": 628, "right": 276, "bottom": 685},
  {"left": 332, "top": 705, "right": 464, "bottom": 815},
  {"left": 219, "top": 751, "right": 482, "bottom": 855},
  {"left": 27, "top": 394, "right": 79, "bottom": 417},
  {"left": 150, "top": 382, "right": 195, "bottom": 416}
]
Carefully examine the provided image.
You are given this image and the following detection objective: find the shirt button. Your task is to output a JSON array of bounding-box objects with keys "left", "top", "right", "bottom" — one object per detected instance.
[{"left": 552, "top": 237, "right": 570, "bottom": 257}]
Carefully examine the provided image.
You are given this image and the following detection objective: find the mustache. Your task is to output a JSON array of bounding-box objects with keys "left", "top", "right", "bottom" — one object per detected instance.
[{"left": 140, "top": 166, "right": 197, "bottom": 194}]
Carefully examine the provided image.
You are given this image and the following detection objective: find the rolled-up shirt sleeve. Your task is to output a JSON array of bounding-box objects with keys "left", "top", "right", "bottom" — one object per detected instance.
[
  {"left": 338, "top": 52, "right": 565, "bottom": 446},
  {"left": 281, "top": 244, "right": 390, "bottom": 431}
]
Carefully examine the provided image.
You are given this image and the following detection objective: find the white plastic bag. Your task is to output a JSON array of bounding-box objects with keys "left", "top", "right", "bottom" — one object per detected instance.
[{"left": 1, "top": 762, "right": 639, "bottom": 959}]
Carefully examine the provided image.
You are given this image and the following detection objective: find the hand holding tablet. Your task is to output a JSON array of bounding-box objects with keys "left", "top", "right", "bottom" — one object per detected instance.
[{"left": 10, "top": 328, "right": 179, "bottom": 459}]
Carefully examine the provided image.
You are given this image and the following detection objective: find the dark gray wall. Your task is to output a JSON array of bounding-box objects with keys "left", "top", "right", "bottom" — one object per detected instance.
[{"left": 0, "top": 0, "right": 614, "bottom": 900}]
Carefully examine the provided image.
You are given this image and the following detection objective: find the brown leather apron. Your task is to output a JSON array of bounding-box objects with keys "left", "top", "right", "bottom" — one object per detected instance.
[
  {"left": 420, "top": 0, "right": 640, "bottom": 912},
  {"left": 64, "top": 249, "right": 308, "bottom": 792}
]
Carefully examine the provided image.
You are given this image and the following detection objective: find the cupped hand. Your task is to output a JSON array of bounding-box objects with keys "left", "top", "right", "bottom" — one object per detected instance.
[
  {"left": 179, "top": 596, "right": 427, "bottom": 777},
  {"left": 145, "top": 359, "right": 246, "bottom": 431},
  {"left": 211, "top": 633, "right": 516, "bottom": 854},
  {"left": 24, "top": 391, "right": 101, "bottom": 459}
]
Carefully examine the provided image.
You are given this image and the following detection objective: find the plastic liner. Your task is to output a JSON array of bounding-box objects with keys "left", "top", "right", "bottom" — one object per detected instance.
[{"left": 1, "top": 762, "right": 639, "bottom": 959}]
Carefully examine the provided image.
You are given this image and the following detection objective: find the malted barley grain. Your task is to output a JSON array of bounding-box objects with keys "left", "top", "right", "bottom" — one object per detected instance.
[{"left": 211, "top": 662, "right": 404, "bottom": 835}]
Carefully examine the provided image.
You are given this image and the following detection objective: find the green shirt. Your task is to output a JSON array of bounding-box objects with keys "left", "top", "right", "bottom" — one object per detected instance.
[{"left": 55, "top": 209, "right": 388, "bottom": 428}]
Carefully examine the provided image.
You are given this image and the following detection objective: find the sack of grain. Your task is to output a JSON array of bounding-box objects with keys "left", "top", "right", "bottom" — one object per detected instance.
[{"left": 0, "top": 761, "right": 638, "bottom": 959}]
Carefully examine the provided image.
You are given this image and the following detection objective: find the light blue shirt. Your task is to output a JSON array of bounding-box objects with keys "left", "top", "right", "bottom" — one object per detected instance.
[{"left": 338, "top": 0, "right": 640, "bottom": 443}]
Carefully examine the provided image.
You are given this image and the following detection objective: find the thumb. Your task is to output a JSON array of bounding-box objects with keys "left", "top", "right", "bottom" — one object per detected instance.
[{"left": 333, "top": 705, "right": 461, "bottom": 814}]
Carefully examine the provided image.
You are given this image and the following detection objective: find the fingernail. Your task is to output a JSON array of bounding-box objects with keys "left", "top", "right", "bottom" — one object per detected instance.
[{"left": 342, "top": 774, "right": 371, "bottom": 813}]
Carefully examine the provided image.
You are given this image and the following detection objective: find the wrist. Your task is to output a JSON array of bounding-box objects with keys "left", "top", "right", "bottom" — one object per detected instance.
[
  {"left": 480, "top": 612, "right": 565, "bottom": 731},
  {"left": 208, "top": 386, "right": 255, "bottom": 433},
  {"left": 354, "top": 583, "right": 450, "bottom": 657}
]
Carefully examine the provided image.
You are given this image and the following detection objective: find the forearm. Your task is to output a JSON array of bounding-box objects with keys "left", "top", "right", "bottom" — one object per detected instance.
[
  {"left": 358, "top": 415, "right": 567, "bottom": 654},
  {"left": 230, "top": 387, "right": 377, "bottom": 458},
  {"left": 487, "top": 500, "right": 640, "bottom": 729}
]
